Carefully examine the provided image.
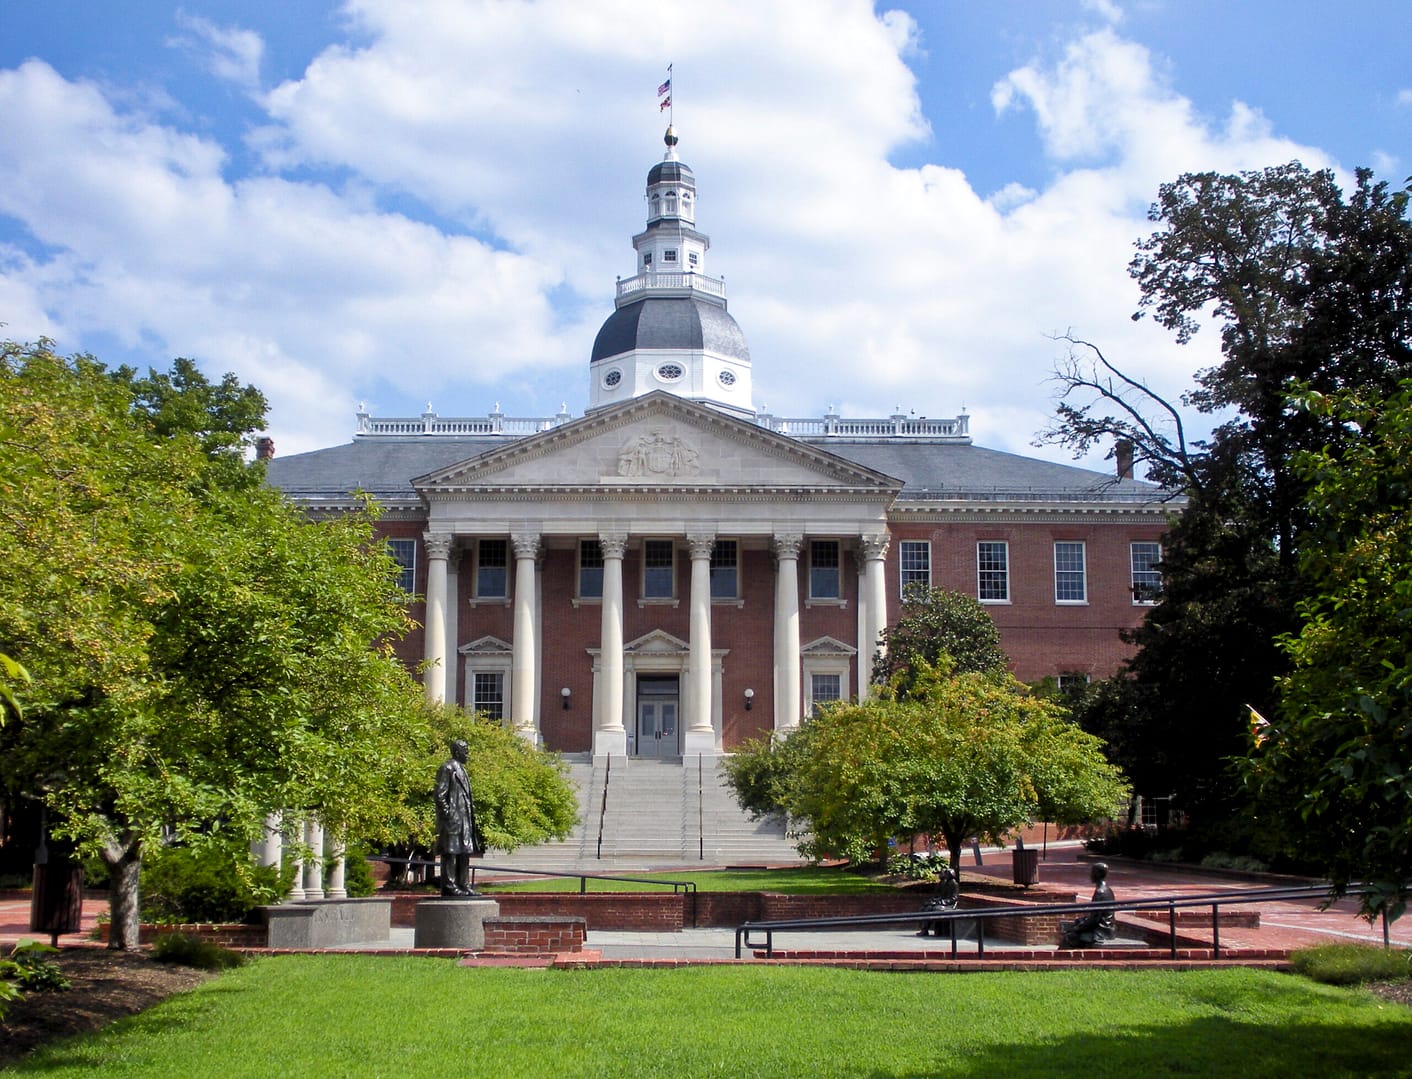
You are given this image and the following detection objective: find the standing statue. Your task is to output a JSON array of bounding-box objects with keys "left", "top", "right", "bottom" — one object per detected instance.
[
  {"left": 1061, "top": 861, "right": 1117, "bottom": 947},
  {"left": 434, "top": 739, "right": 482, "bottom": 897}
]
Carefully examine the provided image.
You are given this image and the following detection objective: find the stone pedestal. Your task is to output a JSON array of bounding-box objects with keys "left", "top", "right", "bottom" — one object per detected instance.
[{"left": 414, "top": 897, "right": 501, "bottom": 949}]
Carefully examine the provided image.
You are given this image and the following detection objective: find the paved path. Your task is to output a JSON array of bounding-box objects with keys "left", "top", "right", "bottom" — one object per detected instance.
[{"left": 4, "top": 845, "right": 1407, "bottom": 959}]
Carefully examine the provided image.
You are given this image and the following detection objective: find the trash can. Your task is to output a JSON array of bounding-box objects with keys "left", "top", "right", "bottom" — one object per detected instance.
[
  {"left": 1011, "top": 847, "right": 1040, "bottom": 886},
  {"left": 30, "top": 862, "right": 84, "bottom": 944}
]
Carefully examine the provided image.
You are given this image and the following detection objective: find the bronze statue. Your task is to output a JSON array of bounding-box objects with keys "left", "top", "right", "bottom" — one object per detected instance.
[
  {"left": 1061, "top": 861, "right": 1116, "bottom": 947},
  {"left": 434, "top": 739, "right": 481, "bottom": 896},
  {"left": 917, "top": 865, "right": 960, "bottom": 937}
]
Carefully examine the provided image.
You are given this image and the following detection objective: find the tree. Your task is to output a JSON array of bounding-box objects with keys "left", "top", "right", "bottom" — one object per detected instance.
[
  {"left": 871, "top": 586, "right": 1008, "bottom": 696},
  {"left": 0, "top": 341, "right": 434, "bottom": 947},
  {"left": 1244, "top": 384, "right": 1412, "bottom": 921},
  {"left": 1042, "top": 164, "right": 1412, "bottom": 827},
  {"left": 724, "top": 660, "right": 1129, "bottom": 877}
]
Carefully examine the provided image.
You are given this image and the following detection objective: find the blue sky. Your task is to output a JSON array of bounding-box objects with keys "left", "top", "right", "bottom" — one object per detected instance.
[{"left": 1, "top": 1, "right": 1407, "bottom": 465}]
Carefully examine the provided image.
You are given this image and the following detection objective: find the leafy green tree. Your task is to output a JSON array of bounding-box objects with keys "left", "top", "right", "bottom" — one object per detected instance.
[
  {"left": 725, "top": 661, "right": 1129, "bottom": 878},
  {"left": 871, "top": 586, "right": 1008, "bottom": 696},
  {"left": 383, "top": 701, "right": 578, "bottom": 856},
  {"left": 1043, "top": 164, "right": 1412, "bottom": 825},
  {"left": 0, "top": 341, "right": 434, "bottom": 947},
  {"left": 1244, "top": 384, "right": 1412, "bottom": 921}
]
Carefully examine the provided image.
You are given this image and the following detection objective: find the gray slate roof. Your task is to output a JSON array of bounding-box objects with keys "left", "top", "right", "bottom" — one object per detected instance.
[{"left": 264, "top": 430, "right": 1172, "bottom": 507}]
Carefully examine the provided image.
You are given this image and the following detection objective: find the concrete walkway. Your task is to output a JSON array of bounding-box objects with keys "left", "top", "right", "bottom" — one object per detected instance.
[{"left": 4, "top": 845, "right": 1407, "bottom": 963}]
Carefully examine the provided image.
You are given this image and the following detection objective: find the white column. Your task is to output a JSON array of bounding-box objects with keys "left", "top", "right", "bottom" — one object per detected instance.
[
  {"left": 253, "top": 811, "right": 282, "bottom": 869},
  {"left": 325, "top": 833, "right": 347, "bottom": 899},
  {"left": 685, "top": 533, "right": 716, "bottom": 754},
  {"left": 773, "top": 533, "right": 803, "bottom": 731},
  {"left": 301, "top": 818, "right": 325, "bottom": 901},
  {"left": 594, "top": 532, "right": 628, "bottom": 756},
  {"left": 285, "top": 817, "right": 305, "bottom": 901},
  {"left": 511, "top": 532, "right": 540, "bottom": 742},
  {"left": 422, "top": 532, "right": 453, "bottom": 703},
  {"left": 860, "top": 532, "right": 890, "bottom": 700}
]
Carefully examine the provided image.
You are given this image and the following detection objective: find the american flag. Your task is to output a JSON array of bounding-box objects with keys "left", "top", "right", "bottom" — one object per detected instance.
[{"left": 657, "top": 78, "right": 671, "bottom": 98}]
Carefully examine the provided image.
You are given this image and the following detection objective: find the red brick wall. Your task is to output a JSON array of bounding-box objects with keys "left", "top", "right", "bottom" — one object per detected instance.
[
  {"left": 483, "top": 915, "right": 586, "bottom": 953},
  {"left": 95, "top": 922, "right": 267, "bottom": 948},
  {"left": 376, "top": 513, "right": 1169, "bottom": 752}
]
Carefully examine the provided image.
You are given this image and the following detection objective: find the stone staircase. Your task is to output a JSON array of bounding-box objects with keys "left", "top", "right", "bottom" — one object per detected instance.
[{"left": 485, "top": 753, "right": 801, "bottom": 872}]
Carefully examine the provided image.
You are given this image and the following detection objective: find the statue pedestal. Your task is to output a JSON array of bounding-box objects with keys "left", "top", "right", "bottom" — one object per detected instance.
[{"left": 413, "top": 897, "right": 501, "bottom": 949}]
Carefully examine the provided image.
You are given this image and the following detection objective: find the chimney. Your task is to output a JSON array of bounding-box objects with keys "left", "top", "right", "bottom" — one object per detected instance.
[
  {"left": 1115, "top": 439, "right": 1133, "bottom": 480},
  {"left": 255, "top": 436, "right": 276, "bottom": 461}
]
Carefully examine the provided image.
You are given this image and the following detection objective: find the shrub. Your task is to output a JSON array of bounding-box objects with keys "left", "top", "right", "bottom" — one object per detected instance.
[
  {"left": 887, "top": 851, "right": 945, "bottom": 882},
  {"left": 141, "top": 843, "right": 285, "bottom": 924},
  {"left": 330, "top": 843, "right": 376, "bottom": 898},
  {"left": 1290, "top": 944, "right": 1412, "bottom": 986},
  {"left": 1, "top": 940, "right": 71, "bottom": 992},
  {"left": 150, "top": 932, "right": 246, "bottom": 970}
]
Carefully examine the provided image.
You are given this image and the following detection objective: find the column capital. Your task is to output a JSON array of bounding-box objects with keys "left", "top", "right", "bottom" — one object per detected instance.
[
  {"left": 860, "top": 531, "right": 891, "bottom": 561},
  {"left": 686, "top": 532, "right": 717, "bottom": 561},
  {"left": 598, "top": 531, "right": 628, "bottom": 560},
  {"left": 772, "top": 532, "right": 803, "bottom": 560},
  {"left": 423, "top": 531, "right": 454, "bottom": 560},
  {"left": 511, "top": 532, "right": 541, "bottom": 561}
]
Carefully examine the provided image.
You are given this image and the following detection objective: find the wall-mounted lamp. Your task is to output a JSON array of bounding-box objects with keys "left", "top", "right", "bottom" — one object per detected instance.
[
  {"left": 744, "top": 687, "right": 755, "bottom": 711},
  {"left": 561, "top": 687, "right": 572, "bottom": 710}
]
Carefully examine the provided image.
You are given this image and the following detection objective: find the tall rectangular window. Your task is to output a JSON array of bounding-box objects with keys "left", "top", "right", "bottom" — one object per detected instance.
[
  {"left": 472, "top": 672, "right": 504, "bottom": 722},
  {"left": 643, "top": 539, "right": 675, "bottom": 599},
  {"left": 1131, "top": 542, "right": 1162, "bottom": 604},
  {"left": 809, "top": 673, "right": 842, "bottom": 716},
  {"left": 477, "top": 539, "right": 508, "bottom": 598},
  {"left": 899, "top": 540, "right": 931, "bottom": 595},
  {"left": 977, "top": 541, "right": 1009, "bottom": 602},
  {"left": 809, "top": 540, "right": 841, "bottom": 599},
  {"left": 710, "top": 539, "right": 738, "bottom": 599},
  {"left": 1054, "top": 541, "right": 1087, "bottom": 603},
  {"left": 579, "top": 540, "right": 604, "bottom": 599},
  {"left": 387, "top": 538, "right": 416, "bottom": 593}
]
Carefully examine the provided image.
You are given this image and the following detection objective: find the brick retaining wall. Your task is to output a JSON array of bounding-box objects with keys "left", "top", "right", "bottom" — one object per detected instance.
[
  {"left": 95, "top": 922, "right": 267, "bottom": 948},
  {"left": 483, "top": 916, "right": 585, "bottom": 954}
]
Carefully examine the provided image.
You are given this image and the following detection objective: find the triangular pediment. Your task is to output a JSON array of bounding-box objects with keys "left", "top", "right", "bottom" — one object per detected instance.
[
  {"left": 458, "top": 635, "right": 511, "bottom": 656},
  {"left": 412, "top": 393, "right": 901, "bottom": 494},
  {"left": 802, "top": 636, "right": 857, "bottom": 657},
  {"left": 624, "top": 629, "right": 689, "bottom": 654}
]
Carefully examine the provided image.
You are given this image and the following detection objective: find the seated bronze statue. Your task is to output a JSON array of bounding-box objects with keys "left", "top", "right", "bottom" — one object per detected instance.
[
  {"left": 917, "top": 865, "right": 960, "bottom": 937},
  {"left": 1061, "top": 861, "right": 1116, "bottom": 947}
]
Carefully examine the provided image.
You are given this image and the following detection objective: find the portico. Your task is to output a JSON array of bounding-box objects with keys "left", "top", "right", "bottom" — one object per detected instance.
[{"left": 412, "top": 393, "right": 901, "bottom": 756}]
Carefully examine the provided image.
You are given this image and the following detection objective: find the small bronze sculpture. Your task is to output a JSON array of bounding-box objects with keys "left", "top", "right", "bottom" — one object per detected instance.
[
  {"left": 917, "top": 865, "right": 960, "bottom": 937},
  {"left": 434, "top": 739, "right": 482, "bottom": 897},
  {"left": 1061, "top": 861, "right": 1116, "bottom": 947}
]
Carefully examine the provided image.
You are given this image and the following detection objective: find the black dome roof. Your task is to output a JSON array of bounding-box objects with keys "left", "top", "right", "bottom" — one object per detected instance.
[
  {"left": 591, "top": 297, "right": 750, "bottom": 364},
  {"left": 647, "top": 159, "right": 694, "bottom": 185}
]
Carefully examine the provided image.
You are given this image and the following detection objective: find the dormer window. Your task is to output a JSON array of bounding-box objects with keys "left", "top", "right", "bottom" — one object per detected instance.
[
  {"left": 688, "top": 252, "right": 699, "bottom": 268},
  {"left": 643, "top": 253, "right": 652, "bottom": 267},
  {"left": 665, "top": 193, "right": 677, "bottom": 214},
  {"left": 664, "top": 250, "right": 677, "bottom": 263}
]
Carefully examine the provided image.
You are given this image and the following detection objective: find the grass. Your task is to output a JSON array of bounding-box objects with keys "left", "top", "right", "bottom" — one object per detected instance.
[
  {"left": 478, "top": 864, "right": 894, "bottom": 894},
  {"left": 10, "top": 957, "right": 1412, "bottom": 1077},
  {"left": 1291, "top": 943, "right": 1412, "bottom": 986}
]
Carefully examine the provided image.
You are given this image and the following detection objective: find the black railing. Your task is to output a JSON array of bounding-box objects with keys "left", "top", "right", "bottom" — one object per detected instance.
[
  {"left": 735, "top": 883, "right": 1381, "bottom": 959},
  {"left": 369, "top": 855, "right": 699, "bottom": 925}
]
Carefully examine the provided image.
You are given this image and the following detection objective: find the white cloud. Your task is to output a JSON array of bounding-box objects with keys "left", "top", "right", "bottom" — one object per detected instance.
[
  {"left": 169, "top": 12, "right": 265, "bottom": 91},
  {"left": 0, "top": 2, "right": 1351, "bottom": 466}
]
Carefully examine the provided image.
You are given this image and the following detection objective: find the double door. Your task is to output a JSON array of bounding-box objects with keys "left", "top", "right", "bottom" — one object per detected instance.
[{"left": 635, "top": 676, "right": 679, "bottom": 758}]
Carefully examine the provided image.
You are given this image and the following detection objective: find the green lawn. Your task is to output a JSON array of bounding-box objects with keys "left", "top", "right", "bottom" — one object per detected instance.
[
  {"left": 478, "top": 864, "right": 894, "bottom": 894},
  {"left": 9, "top": 957, "right": 1411, "bottom": 1077}
]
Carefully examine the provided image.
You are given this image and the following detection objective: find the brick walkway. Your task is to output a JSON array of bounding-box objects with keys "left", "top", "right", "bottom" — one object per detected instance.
[{"left": 4, "top": 845, "right": 1407, "bottom": 968}]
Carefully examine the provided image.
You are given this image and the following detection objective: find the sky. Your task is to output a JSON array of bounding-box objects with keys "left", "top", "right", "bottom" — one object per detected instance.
[{"left": 1, "top": 1, "right": 1408, "bottom": 470}]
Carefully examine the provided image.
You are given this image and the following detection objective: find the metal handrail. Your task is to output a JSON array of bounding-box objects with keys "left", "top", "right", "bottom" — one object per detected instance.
[
  {"left": 369, "top": 856, "right": 697, "bottom": 897},
  {"left": 734, "top": 883, "right": 1379, "bottom": 959}
]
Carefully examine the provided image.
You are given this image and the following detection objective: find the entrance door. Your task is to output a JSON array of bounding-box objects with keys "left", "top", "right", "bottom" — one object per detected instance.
[{"left": 635, "top": 676, "right": 680, "bottom": 758}]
